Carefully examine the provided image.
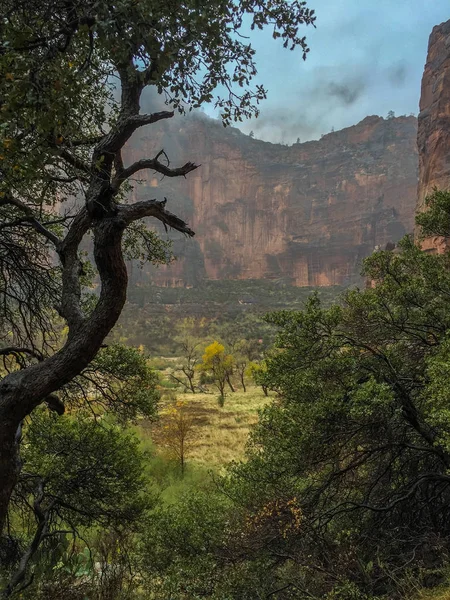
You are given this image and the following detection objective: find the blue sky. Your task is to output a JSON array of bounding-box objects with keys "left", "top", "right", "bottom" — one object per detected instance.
[{"left": 204, "top": 1, "right": 449, "bottom": 143}]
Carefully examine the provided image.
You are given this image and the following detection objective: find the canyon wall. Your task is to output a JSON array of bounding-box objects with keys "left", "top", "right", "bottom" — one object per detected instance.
[
  {"left": 125, "top": 112, "right": 418, "bottom": 287},
  {"left": 416, "top": 19, "right": 450, "bottom": 252}
]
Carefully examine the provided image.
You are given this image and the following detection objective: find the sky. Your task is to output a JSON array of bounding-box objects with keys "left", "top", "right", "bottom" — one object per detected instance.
[{"left": 203, "top": 0, "right": 450, "bottom": 144}]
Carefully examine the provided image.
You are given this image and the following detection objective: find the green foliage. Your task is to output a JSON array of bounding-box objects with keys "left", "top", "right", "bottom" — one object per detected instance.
[
  {"left": 64, "top": 344, "right": 160, "bottom": 422},
  {"left": 20, "top": 410, "right": 151, "bottom": 528},
  {"left": 1, "top": 410, "right": 154, "bottom": 596},
  {"left": 221, "top": 236, "right": 450, "bottom": 597},
  {"left": 123, "top": 222, "right": 174, "bottom": 266},
  {"left": 141, "top": 490, "right": 232, "bottom": 599},
  {"left": 416, "top": 189, "right": 450, "bottom": 238}
]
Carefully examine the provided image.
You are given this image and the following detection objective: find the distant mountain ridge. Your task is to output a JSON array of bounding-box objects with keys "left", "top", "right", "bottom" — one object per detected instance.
[{"left": 124, "top": 112, "right": 418, "bottom": 288}]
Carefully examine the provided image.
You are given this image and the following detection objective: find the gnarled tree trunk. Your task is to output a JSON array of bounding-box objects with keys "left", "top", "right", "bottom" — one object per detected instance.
[
  {"left": 0, "top": 194, "right": 195, "bottom": 537},
  {"left": 0, "top": 47, "right": 197, "bottom": 535}
]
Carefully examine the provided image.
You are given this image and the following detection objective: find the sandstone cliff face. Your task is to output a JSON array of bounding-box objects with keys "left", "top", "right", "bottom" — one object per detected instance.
[
  {"left": 416, "top": 19, "right": 450, "bottom": 253},
  {"left": 126, "top": 113, "right": 418, "bottom": 287}
]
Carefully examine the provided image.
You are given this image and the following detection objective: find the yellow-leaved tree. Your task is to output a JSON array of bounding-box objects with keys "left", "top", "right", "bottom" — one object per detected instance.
[{"left": 197, "top": 342, "right": 234, "bottom": 405}]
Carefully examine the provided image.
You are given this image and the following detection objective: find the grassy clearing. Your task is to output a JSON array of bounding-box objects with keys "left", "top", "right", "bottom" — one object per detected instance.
[
  {"left": 140, "top": 386, "right": 271, "bottom": 470},
  {"left": 418, "top": 589, "right": 450, "bottom": 600}
]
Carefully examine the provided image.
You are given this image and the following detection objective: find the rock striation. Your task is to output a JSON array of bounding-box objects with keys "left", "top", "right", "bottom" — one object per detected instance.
[
  {"left": 416, "top": 19, "right": 450, "bottom": 252},
  {"left": 126, "top": 113, "right": 418, "bottom": 287}
]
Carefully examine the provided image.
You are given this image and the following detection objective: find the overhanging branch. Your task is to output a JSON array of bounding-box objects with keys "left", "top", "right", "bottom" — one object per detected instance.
[
  {"left": 124, "top": 111, "right": 175, "bottom": 129},
  {"left": 0, "top": 347, "right": 43, "bottom": 361},
  {"left": 112, "top": 149, "right": 199, "bottom": 190},
  {"left": 0, "top": 194, "right": 61, "bottom": 247},
  {"left": 93, "top": 111, "right": 175, "bottom": 160},
  {"left": 118, "top": 198, "right": 195, "bottom": 237},
  {"left": 57, "top": 148, "right": 91, "bottom": 174}
]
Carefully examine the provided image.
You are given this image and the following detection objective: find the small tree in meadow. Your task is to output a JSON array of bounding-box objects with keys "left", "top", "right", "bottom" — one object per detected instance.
[
  {"left": 197, "top": 342, "right": 234, "bottom": 405},
  {"left": 233, "top": 339, "right": 263, "bottom": 392},
  {"left": 247, "top": 361, "right": 269, "bottom": 396},
  {"left": 171, "top": 338, "right": 201, "bottom": 393},
  {"left": 160, "top": 400, "right": 194, "bottom": 477}
]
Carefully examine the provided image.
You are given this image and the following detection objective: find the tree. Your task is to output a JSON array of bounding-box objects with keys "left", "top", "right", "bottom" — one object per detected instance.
[
  {"left": 1, "top": 410, "right": 151, "bottom": 597},
  {"left": 170, "top": 317, "right": 211, "bottom": 393},
  {"left": 197, "top": 341, "right": 234, "bottom": 403},
  {"left": 233, "top": 339, "right": 261, "bottom": 392},
  {"left": 235, "top": 355, "right": 248, "bottom": 392},
  {"left": 387, "top": 109, "right": 395, "bottom": 119},
  {"left": 249, "top": 130, "right": 255, "bottom": 138},
  {"left": 170, "top": 338, "right": 201, "bottom": 393},
  {"left": 247, "top": 360, "right": 269, "bottom": 396},
  {"left": 170, "top": 320, "right": 205, "bottom": 393},
  {"left": 0, "top": 0, "right": 316, "bottom": 534},
  {"left": 159, "top": 400, "right": 195, "bottom": 477},
  {"left": 225, "top": 231, "right": 450, "bottom": 597}
]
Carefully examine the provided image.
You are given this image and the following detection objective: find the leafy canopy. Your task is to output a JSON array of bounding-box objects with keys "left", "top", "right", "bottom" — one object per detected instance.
[{"left": 222, "top": 234, "right": 450, "bottom": 597}]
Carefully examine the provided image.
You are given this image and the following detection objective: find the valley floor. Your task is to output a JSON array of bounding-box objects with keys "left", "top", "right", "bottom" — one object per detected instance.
[{"left": 141, "top": 386, "right": 271, "bottom": 469}]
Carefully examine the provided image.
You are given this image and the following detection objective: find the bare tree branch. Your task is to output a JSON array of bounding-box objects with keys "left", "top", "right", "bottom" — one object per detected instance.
[
  {"left": 0, "top": 194, "right": 61, "bottom": 247},
  {"left": 57, "top": 148, "right": 91, "bottom": 174},
  {"left": 118, "top": 198, "right": 195, "bottom": 236},
  {"left": 66, "top": 135, "right": 105, "bottom": 147},
  {"left": 112, "top": 150, "right": 199, "bottom": 189},
  {"left": 0, "top": 347, "right": 43, "bottom": 361},
  {"left": 124, "top": 110, "right": 174, "bottom": 129}
]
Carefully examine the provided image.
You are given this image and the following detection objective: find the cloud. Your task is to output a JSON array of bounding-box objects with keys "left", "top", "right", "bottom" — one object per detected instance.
[
  {"left": 327, "top": 80, "right": 366, "bottom": 105},
  {"left": 238, "top": 68, "right": 370, "bottom": 143},
  {"left": 387, "top": 63, "right": 408, "bottom": 87}
]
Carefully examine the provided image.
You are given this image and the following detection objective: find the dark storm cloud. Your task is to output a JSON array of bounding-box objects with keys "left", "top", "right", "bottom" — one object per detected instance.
[
  {"left": 244, "top": 68, "right": 371, "bottom": 143},
  {"left": 327, "top": 80, "right": 366, "bottom": 106},
  {"left": 387, "top": 63, "right": 408, "bottom": 88}
]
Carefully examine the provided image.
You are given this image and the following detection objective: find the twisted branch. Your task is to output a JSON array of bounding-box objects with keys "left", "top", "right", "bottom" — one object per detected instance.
[{"left": 112, "top": 149, "right": 199, "bottom": 189}]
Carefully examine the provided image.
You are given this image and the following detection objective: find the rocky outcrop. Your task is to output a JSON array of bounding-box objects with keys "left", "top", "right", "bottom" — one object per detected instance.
[
  {"left": 416, "top": 19, "right": 450, "bottom": 253},
  {"left": 126, "top": 113, "right": 418, "bottom": 287}
]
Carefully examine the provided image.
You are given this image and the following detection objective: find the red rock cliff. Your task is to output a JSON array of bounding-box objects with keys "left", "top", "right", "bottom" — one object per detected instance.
[
  {"left": 126, "top": 113, "right": 418, "bottom": 287},
  {"left": 416, "top": 19, "right": 450, "bottom": 252}
]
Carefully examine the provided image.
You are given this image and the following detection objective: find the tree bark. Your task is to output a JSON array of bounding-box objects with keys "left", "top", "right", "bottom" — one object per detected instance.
[
  {"left": 0, "top": 198, "right": 195, "bottom": 535},
  {"left": 0, "top": 421, "right": 21, "bottom": 539},
  {"left": 239, "top": 371, "right": 247, "bottom": 392},
  {"left": 2, "top": 481, "right": 53, "bottom": 598},
  {"left": 226, "top": 374, "right": 235, "bottom": 393}
]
